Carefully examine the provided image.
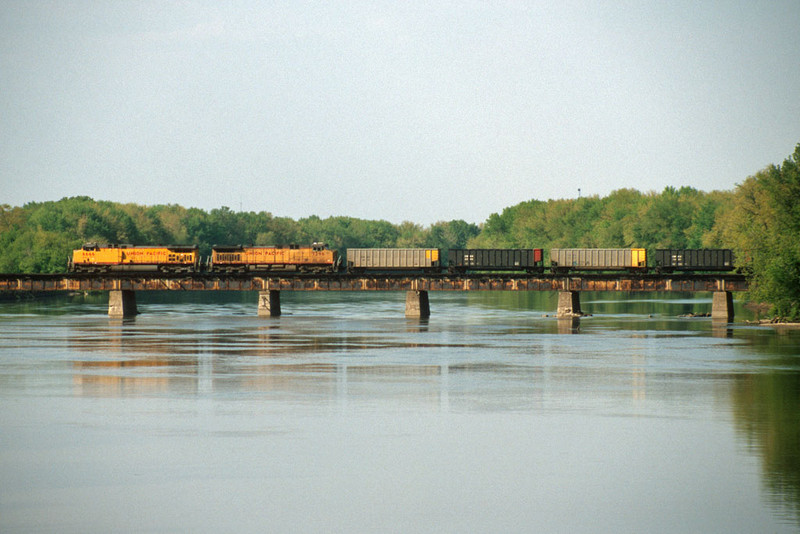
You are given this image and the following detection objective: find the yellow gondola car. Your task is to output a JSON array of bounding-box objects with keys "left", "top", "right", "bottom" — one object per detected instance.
[
  {"left": 69, "top": 243, "right": 200, "bottom": 273},
  {"left": 210, "top": 243, "right": 339, "bottom": 273}
]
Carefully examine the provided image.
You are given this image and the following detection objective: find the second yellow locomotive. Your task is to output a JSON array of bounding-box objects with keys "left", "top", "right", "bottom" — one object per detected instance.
[{"left": 209, "top": 243, "right": 339, "bottom": 273}]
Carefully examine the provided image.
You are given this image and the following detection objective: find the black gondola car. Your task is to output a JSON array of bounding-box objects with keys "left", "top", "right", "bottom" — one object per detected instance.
[
  {"left": 654, "top": 249, "right": 735, "bottom": 273},
  {"left": 448, "top": 249, "right": 544, "bottom": 273}
]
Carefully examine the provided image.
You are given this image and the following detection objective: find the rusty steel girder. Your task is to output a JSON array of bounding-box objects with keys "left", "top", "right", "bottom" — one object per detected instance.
[{"left": 0, "top": 273, "right": 749, "bottom": 293}]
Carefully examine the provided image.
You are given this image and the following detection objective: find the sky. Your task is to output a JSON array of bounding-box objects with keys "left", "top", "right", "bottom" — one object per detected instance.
[{"left": 2, "top": 1, "right": 799, "bottom": 225}]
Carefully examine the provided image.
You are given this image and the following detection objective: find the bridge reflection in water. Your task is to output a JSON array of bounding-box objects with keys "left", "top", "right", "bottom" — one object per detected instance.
[{"left": 1, "top": 272, "right": 748, "bottom": 320}]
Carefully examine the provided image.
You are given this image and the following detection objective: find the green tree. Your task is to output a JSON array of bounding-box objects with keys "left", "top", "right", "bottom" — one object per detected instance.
[
  {"left": 426, "top": 220, "right": 480, "bottom": 249},
  {"left": 396, "top": 221, "right": 428, "bottom": 248},
  {"left": 716, "top": 143, "right": 800, "bottom": 319},
  {"left": 594, "top": 189, "right": 644, "bottom": 246}
]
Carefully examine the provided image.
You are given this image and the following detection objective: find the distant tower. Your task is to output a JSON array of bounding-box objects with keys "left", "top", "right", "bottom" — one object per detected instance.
[{"left": 578, "top": 188, "right": 581, "bottom": 199}]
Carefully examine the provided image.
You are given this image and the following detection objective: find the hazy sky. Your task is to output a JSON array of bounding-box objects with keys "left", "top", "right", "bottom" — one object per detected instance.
[{"left": 2, "top": 1, "right": 799, "bottom": 224}]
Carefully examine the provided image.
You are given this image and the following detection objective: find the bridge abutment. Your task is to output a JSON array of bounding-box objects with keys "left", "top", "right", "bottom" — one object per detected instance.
[
  {"left": 711, "top": 291, "right": 734, "bottom": 322},
  {"left": 405, "top": 290, "right": 430, "bottom": 318},
  {"left": 258, "top": 290, "right": 281, "bottom": 317},
  {"left": 108, "top": 290, "right": 138, "bottom": 318},
  {"left": 557, "top": 291, "right": 582, "bottom": 318}
]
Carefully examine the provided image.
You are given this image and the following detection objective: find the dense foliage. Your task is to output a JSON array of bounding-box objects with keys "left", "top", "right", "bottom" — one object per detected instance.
[
  {"left": 0, "top": 198, "right": 479, "bottom": 273},
  {"left": 713, "top": 144, "right": 800, "bottom": 320},
  {"left": 466, "top": 186, "right": 733, "bottom": 250},
  {"left": 2, "top": 142, "right": 799, "bottom": 318}
]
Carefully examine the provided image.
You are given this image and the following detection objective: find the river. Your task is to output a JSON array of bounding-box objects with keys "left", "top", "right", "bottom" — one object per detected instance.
[{"left": 1, "top": 291, "right": 799, "bottom": 533}]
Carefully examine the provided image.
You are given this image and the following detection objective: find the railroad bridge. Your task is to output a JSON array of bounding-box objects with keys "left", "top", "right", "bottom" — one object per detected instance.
[{"left": 0, "top": 272, "right": 748, "bottom": 321}]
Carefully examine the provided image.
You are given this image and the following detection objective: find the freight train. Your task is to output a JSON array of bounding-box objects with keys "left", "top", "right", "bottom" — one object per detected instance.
[{"left": 68, "top": 243, "right": 736, "bottom": 275}]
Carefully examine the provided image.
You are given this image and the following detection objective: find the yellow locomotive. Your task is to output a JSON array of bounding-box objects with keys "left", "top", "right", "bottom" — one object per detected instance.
[
  {"left": 68, "top": 244, "right": 199, "bottom": 273},
  {"left": 209, "top": 243, "right": 339, "bottom": 273}
]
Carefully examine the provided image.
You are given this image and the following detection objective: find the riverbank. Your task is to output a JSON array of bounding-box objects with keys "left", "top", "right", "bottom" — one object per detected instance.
[{"left": 749, "top": 318, "right": 800, "bottom": 327}]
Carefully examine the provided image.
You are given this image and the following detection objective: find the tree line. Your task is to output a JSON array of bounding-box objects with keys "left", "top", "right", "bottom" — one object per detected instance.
[
  {"left": 2, "top": 142, "right": 798, "bottom": 319},
  {"left": 0, "top": 199, "right": 480, "bottom": 273}
]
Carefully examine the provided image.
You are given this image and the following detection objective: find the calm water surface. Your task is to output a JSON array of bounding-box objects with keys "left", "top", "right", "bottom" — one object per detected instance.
[{"left": 1, "top": 291, "right": 799, "bottom": 533}]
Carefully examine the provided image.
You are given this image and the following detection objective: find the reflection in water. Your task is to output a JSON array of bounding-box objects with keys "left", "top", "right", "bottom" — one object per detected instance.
[
  {"left": 405, "top": 317, "right": 430, "bottom": 333},
  {"left": 1, "top": 291, "right": 799, "bottom": 532},
  {"left": 557, "top": 317, "right": 581, "bottom": 334},
  {"left": 712, "top": 320, "right": 734, "bottom": 338},
  {"left": 471, "top": 290, "right": 756, "bottom": 320},
  {"left": 631, "top": 351, "right": 647, "bottom": 401},
  {"left": 70, "top": 321, "right": 201, "bottom": 396},
  {"left": 67, "top": 324, "right": 548, "bottom": 412},
  {"left": 731, "top": 368, "right": 800, "bottom": 525}
]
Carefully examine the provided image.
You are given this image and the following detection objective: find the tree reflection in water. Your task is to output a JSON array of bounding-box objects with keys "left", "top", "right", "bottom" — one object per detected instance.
[{"left": 731, "top": 331, "right": 800, "bottom": 525}]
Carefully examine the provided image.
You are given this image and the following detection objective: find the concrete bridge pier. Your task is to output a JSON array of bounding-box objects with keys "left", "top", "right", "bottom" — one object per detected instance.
[
  {"left": 405, "top": 290, "right": 430, "bottom": 318},
  {"left": 557, "top": 291, "right": 582, "bottom": 318},
  {"left": 711, "top": 291, "right": 734, "bottom": 322},
  {"left": 108, "top": 290, "right": 138, "bottom": 318},
  {"left": 258, "top": 290, "right": 281, "bottom": 317}
]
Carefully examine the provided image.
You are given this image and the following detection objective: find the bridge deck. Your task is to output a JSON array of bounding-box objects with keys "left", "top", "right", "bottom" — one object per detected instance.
[{"left": 0, "top": 273, "right": 748, "bottom": 293}]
